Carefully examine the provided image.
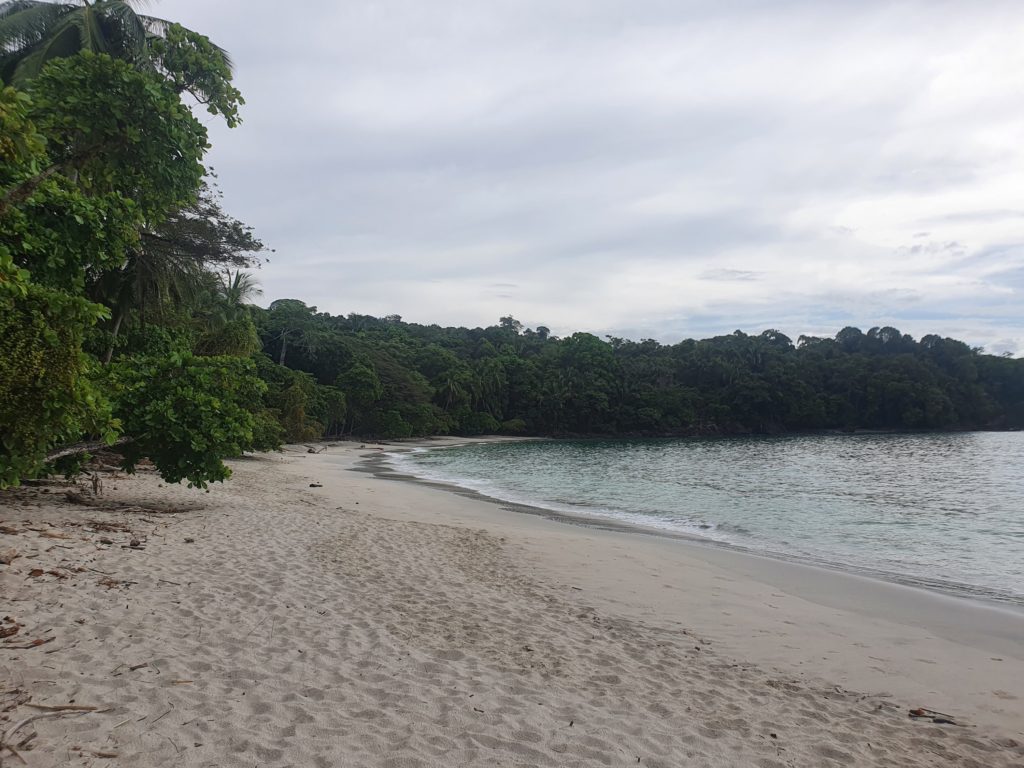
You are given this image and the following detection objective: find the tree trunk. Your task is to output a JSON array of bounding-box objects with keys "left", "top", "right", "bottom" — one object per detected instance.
[
  {"left": 278, "top": 332, "right": 288, "bottom": 366},
  {"left": 102, "top": 310, "right": 125, "bottom": 365}
]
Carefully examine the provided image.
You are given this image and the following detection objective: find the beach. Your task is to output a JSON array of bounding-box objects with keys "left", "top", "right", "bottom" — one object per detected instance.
[{"left": 1, "top": 439, "right": 1022, "bottom": 767}]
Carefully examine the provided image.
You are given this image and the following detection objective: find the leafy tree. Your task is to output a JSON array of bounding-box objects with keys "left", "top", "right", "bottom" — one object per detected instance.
[
  {"left": 0, "top": 277, "right": 115, "bottom": 486},
  {"left": 0, "top": 47, "right": 262, "bottom": 486},
  {"left": 0, "top": 1, "right": 242, "bottom": 124},
  {"left": 109, "top": 353, "right": 266, "bottom": 487},
  {"left": 262, "top": 298, "right": 321, "bottom": 366}
]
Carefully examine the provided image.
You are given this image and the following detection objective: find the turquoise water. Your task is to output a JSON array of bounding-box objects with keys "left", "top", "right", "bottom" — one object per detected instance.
[{"left": 386, "top": 434, "right": 1024, "bottom": 605}]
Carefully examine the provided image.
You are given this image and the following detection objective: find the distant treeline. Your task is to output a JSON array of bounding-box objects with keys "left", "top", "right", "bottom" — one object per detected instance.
[{"left": 251, "top": 303, "right": 1024, "bottom": 440}]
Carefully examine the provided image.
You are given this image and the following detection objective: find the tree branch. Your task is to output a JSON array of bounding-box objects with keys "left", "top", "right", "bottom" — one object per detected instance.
[{"left": 44, "top": 437, "right": 131, "bottom": 464}]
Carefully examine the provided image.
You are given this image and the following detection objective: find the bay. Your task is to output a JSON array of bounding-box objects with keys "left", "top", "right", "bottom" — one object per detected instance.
[{"left": 387, "top": 433, "right": 1024, "bottom": 606}]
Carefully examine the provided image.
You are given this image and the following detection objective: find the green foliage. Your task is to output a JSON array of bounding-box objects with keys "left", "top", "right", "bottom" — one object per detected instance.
[
  {"left": 28, "top": 52, "right": 207, "bottom": 219},
  {"left": 0, "top": 278, "right": 114, "bottom": 486},
  {"left": 0, "top": 41, "right": 267, "bottom": 488},
  {"left": 109, "top": 354, "right": 266, "bottom": 487},
  {"left": 194, "top": 315, "right": 261, "bottom": 357},
  {"left": 459, "top": 411, "right": 500, "bottom": 435},
  {"left": 253, "top": 354, "right": 327, "bottom": 442},
  {"left": 0, "top": 2, "right": 240, "bottom": 129},
  {"left": 150, "top": 24, "right": 243, "bottom": 127},
  {"left": 2, "top": 55, "right": 211, "bottom": 298},
  {"left": 0, "top": 85, "right": 43, "bottom": 168},
  {"left": 374, "top": 410, "right": 413, "bottom": 439},
  {"left": 320, "top": 386, "right": 347, "bottom": 437}
]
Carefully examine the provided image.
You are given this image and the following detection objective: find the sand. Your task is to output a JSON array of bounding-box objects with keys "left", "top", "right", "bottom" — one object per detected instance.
[{"left": 1, "top": 438, "right": 1022, "bottom": 767}]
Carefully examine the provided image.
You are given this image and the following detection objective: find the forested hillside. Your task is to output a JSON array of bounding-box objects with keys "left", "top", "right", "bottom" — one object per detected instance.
[{"left": 249, "top": 304, "right": 1024, "bottom": 440}]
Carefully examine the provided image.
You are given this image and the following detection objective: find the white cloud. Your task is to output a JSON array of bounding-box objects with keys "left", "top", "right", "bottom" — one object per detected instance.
[{"left": 171, "top": 0, "right": 1024, "bottom": 355}]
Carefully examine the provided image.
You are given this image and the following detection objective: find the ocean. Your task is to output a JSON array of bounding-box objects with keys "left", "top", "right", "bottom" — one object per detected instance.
[{"left": 385, "top": 433, "right": 1024, "bottom": 606}]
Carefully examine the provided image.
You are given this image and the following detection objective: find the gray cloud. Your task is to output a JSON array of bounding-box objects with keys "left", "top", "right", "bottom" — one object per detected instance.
[{"left": 172, "top": 0, "right": 1024, "bottom": 354}]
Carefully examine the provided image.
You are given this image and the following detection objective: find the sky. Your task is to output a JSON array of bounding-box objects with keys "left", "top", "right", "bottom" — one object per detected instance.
[{"left": 170, "top": 0, "right": 1024, "bottom": 354}]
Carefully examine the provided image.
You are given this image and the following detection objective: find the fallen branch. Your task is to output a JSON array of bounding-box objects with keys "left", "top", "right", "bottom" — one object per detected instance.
[
  {"left": 3, "top": 637, "right": 55, "bottom": 650},
  {"left": 2, "top": 742, "right": 27, "bottom": 765},
  {"left": 26, "top": 704, "right": 98, "bottom": 712},
  {"left": 1, "top": 710, "right": 93, "bottom": 764},
  {"left": 44, "top": 438, "right": 131, "bottom": 464}
]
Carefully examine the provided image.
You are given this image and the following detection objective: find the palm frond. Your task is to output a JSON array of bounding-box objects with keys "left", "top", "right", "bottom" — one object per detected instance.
[
  {"left": 80, "top": 5, "right": 110, "bottom": 54},
  {"left": 0, "top": 2, "right": 71, "bottom": 52},
  {"left": 102, "top": 0, "right": 148, "bottom": 61},
  {"left": 136, "top": 12, "right": 233, "bottom": 71},
  {"left": 13, "top": 14, "right": 80, "bottom": 82}
]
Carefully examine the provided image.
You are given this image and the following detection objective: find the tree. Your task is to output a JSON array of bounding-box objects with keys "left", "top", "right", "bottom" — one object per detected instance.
[
  {"left": 93, "top": 185, "right": 268, "bottom": 361},
  {"left": 0, "top": 275, "right": 115, "bottom": 486},
  {"left": 335, "top": 362, "right": 382, "bottom": 433},
  {"left": 0, "top": 1, "right": 242, "bottom": 124},
  {"left": 263, "top": 299, "right": 321, "bottom": 366},
  {"left": 0, "top": 51, "right": 262, "bottom": 486},
  {"left": 109, "top": 353, "right": 267, "bottom": 487}
]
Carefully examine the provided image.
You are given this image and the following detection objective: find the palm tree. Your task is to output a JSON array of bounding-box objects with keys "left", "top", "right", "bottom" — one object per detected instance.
[
  {"left": 192, "top": 270, "right": 262, "bottom": 357},
  {"left": 0, "top": 0, "right": 231, "bottom": 87},
  {"left": 216, "top": 270, "right": 262, "bottom": 321}
]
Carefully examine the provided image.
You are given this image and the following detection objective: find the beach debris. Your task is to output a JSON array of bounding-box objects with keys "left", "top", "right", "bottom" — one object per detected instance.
[
  {"left": 0, "top": 525, "right": 20, "bottom": 535},
  {"left": 309, "top": 483, "right": 323, "bottom": 487},
  {"left": 0, "top": 618, "right": 20, "bottom": 643},
  {"left": 86, "top": 519, "right": 132, "bottom": 533},
  {"left": 1, "top": 688, "right": 31, "bottom": 717},
  {"left": 184, "top": 537, "right": 195, "bottom": 543},
  {"left": 38, "top": 529, "right": 70, "bottom": 540},
  {"left": 908, "top": 707, "right": 960, "bottom": 725},
  {"left": 1, "top": 707, "right": 106, "bottom": 765},
  {"left": 99, "top": 537, "right": 114, "bottom": 545},
  {"left": 3, "top": 636, "right": 55, "bottom": 649},
  {"left": 26, "top": 704, "right": 100, "bottom": 712},
  {"left": 98, "top": 577, "right": 136, "bottom": 590},
  {"left": 0, "top": 548, "right": 19, "bottom": 565},
  {"left": 73, "top": 747, "right": 118, "bottom": 759},
  {"left": 27, "top": 569, "right": 43, "bottom": 578}
]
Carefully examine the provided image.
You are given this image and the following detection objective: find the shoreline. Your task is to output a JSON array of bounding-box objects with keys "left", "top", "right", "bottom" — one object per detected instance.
[
  {"left": 299, "top": 440, "right": 1024, "bottom": 731},
  {"left": 2, "top": 441, "right": 1023, "bottom": 766},
  {"left": 366, "top": 440, "right": 1024, "bottom": 612}
]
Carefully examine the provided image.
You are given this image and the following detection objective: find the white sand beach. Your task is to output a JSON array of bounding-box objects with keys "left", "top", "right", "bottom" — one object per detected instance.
[{"left": 2, "top": 439, "right": 1023, "bottom": 767}]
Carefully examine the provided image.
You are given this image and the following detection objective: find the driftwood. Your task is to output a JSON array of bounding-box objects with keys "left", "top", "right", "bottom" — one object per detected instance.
[{"left": 43, "top": 438, "right": 131, "bottom": 464}]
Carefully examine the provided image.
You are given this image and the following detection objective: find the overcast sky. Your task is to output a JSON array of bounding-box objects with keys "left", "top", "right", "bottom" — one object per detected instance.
[{"left": 170, "top": 0, "right": 1024, "bottom": 354}]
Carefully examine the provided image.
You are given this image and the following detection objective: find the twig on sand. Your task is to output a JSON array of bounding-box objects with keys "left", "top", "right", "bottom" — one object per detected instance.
[
  {"left": 243, "top": 615, "right": 269, "bottom": 639},
  {"left": 4, "top": 637, "right": 55, "bottom": 650},
  {"left": 26, "top": 704, "right": 100, "bottom": 712},
  {"left": 149, "top": 707, "right": 173, "bottom": 727},
  {"left": 1, "top": 709, "right": 100, "bottom": 766},
  {"left": 2, "top": 742, "right": 27, "bottom": 765}
]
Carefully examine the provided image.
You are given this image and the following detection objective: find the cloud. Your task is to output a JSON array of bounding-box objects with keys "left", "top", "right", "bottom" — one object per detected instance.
[{"left": 171, "top": 0, "right": 1024, "bottom": 354}]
